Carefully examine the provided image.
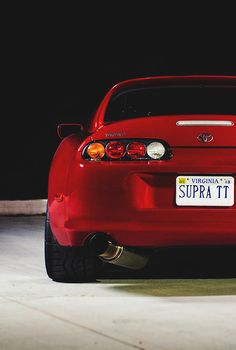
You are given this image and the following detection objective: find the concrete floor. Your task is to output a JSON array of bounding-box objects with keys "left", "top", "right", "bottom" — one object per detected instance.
[{"left": 0, "top": 217, "right": 236, "bottom": 350}]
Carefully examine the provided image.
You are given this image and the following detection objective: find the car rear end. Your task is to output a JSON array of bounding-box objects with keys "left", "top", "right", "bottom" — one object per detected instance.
[{"left": 50, "top": 76, "right": 236, "bottom": 249}]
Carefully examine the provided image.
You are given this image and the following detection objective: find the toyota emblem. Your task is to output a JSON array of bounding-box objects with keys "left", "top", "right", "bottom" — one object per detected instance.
[{"left": 197, "top": 133, "right": 214, "bottom": 143}]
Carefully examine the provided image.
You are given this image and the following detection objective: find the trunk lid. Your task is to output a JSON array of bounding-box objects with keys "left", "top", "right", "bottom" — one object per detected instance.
[{"left": 92, "top": 115, "right": 236, "bottom": 147}]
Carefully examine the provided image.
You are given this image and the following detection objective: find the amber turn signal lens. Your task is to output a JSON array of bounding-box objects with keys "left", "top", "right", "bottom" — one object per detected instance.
[
  {"left": 127, "top": 142, "right": 146, "bottom": 159},
  {"left": 106, "top": 141, "right": 125, "bottom": 159},
  {"left": 87, "top": 143, "right": 105, "bottom": 159}
]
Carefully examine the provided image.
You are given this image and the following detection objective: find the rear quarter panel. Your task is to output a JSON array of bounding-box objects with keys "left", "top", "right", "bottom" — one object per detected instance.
[{"left": 48, "top": 133, "right": 89, "bottom": 244}]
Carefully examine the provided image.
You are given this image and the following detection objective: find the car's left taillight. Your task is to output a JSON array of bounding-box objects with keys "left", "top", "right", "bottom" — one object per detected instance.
[
  {"left": 87, "top": 142, "right": 105, "bottom": 160},
  {"left": 83, "top": 139, "right": 171, "bottom": 161},
  {"left": 126, "top": 141, "right": 146, "bottom": 159},
  {"left": 105, "top": 141, "right": 126, "bottom": 159}
]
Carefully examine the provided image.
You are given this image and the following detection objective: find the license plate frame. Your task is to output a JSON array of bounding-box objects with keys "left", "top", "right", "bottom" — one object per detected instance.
[{"left": 176, "top": 175, "right": 234, "bottom": 206}]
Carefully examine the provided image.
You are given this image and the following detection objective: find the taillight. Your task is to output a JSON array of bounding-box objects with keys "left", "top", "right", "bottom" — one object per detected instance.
[
  {"left": 105, "top": 141, "right": 125, "bottom": 159},
  {"left": 87, "top": 143, "right": 105, "bottom": 160},
  {"left": 83, "top": 139, "right": 170, "bottom": 161},
  {"left": 146, "top": 142, "right": 165, "bottom": 159},
  {"left": 127, "top": 142, "right": 146, "bottom": 159}
]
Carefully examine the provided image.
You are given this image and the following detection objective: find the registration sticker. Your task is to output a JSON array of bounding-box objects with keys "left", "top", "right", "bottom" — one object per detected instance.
[
  {"left": 176, "top": 176, "right": 234, "bottom": 206},
  {"left": 178, "top": 177, "right": 187, "bottom": 184}
]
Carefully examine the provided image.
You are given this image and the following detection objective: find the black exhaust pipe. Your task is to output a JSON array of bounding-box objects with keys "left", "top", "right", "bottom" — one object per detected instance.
[{"left": 89, "top": 233, "right": 148, "bottom": 270}]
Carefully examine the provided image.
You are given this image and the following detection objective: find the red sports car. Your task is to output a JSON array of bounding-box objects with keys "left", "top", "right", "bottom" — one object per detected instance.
[{"left": 45, "top": 75, "right": 236, "bottom": 282}]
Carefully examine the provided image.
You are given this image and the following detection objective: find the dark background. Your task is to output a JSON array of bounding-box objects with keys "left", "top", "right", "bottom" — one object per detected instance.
[{"left": 2, "top": 9, "right": 236, "bottom": 199}]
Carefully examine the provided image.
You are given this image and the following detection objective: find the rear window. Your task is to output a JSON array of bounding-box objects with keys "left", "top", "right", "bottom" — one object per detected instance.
[{"left": 104, "top": 85, "right": 236, "bottom": 122}]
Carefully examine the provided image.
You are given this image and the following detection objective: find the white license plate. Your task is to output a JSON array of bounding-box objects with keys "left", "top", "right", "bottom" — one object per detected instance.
[{"left": 176, "top": 176, "right": 234, "bottom": 206}]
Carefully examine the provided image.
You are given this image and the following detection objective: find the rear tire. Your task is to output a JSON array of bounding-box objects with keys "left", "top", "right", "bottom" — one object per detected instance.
[{"left": 44, "top": 206, "right": 98, "bottom": 282}]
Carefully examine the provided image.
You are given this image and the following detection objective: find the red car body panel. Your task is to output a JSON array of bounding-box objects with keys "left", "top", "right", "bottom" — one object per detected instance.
[{"left": 48, "top": 76, "right": 236, "bottom": 248}]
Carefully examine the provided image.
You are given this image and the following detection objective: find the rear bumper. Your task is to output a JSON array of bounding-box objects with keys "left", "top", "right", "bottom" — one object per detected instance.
[{"left": 49, "top": 148, "right": 236, "bottom": 247}]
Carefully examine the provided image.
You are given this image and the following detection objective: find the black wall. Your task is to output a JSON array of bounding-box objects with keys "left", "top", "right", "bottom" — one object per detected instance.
[{"left": 2, "top": 13, "right": 236, "bottom": 199}]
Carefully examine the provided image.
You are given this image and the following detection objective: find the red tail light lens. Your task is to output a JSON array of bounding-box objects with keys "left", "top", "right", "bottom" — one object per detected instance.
[
  {"left": 127, "top": 142, "right": 146, "bottom": 159},
  {"left": 105, "top": 141, "right": 125, "bottom": 159}
]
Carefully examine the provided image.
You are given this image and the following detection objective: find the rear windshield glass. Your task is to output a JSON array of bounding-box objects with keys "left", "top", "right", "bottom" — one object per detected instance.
[{"left": 104, "top": 85, "right": 236, "bottom": 122}]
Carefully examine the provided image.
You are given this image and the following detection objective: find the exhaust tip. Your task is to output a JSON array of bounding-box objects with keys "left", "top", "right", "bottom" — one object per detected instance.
[
  {"left": 88, "top": 232, "right": 110, "bottom": 255},
  {"left": 88, "top": 232, "right": 149, "bottom": 270}
]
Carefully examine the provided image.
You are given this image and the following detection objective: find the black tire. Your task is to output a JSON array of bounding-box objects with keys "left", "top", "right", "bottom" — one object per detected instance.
[{"left": 44, "top": 206, "right": 98, "bottom": 282}]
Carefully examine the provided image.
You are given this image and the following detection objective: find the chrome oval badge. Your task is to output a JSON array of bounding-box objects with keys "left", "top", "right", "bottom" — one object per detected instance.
[{"left": 197, "top": 133, "right": 214, "bottom": 143}]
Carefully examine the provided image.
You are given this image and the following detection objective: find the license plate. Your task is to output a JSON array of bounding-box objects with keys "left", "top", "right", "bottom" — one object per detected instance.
[{"left": 176, "top": 176, "right": 234, "bottom": 206}]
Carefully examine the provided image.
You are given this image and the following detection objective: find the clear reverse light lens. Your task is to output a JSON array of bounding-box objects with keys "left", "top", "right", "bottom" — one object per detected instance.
[{"left": 147, "top": 142, "right": 165, "bottom": 159}]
